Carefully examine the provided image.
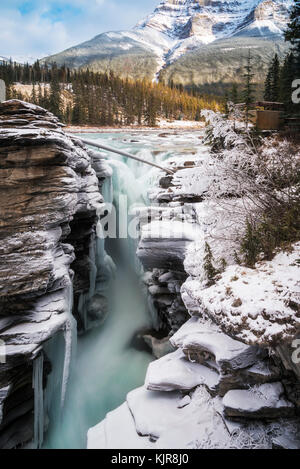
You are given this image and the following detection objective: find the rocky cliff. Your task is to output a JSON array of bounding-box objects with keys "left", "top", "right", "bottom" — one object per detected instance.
[
  {"left": 88, "top": 135, "right": 300, "bottom": 450},
  {"left": 0, "top": 100, "right": 110, "bottom": 448}
]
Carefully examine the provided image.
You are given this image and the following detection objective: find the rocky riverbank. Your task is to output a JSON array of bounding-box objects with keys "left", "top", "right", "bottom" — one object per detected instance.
[{"left": 88, "top": 139, "right": 300, "bottom": 449}]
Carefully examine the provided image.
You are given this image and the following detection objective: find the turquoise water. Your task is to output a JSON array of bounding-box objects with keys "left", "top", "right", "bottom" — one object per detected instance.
[{"left": 43, "top": 130, "right": 203, "bottom": 449}]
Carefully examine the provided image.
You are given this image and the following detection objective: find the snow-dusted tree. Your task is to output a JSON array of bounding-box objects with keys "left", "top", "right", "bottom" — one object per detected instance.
[
  {"left": 242, "top": 50, "right": 255, "bottom": 128},
  {"left": 201, "top": 109, "right": 300, "bottom": 265}
]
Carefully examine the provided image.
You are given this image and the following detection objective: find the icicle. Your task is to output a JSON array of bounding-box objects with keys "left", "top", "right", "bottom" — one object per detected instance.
[
  {"left": 32, "top": 354, "right": 44, "bottom": 449},
  {"left": 77, "top": 234, "right": 99, "bottom": 333},
  {"left": 88, "top": 235, "right": 97, "bottom": 301},
  {"left": 60, "top": 283, "right": 77, "bottom": 409},
  {"left": 78, "top": 292, "right": 89, "bottom": 332},
  {"left": 101, "top": 176, "right": 113, "bottom": 206}
]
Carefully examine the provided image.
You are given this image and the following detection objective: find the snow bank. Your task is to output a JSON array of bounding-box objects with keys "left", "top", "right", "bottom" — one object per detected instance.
[{"left": 182, "top": 243, "right": 300, "bottom": 346}]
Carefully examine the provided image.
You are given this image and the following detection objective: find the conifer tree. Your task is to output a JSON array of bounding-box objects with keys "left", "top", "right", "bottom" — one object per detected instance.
[
  {"left": 230, "top": 83, "right": 239, "bottom": 104},
  {"left": 49, "top": 65, "right": 62, "bottom": 118},
  {"left": 203, "top": 242, "right": 218, "bottom": 286},
  {"left": 264, "top": 69, "right": 272, "bottom": 101},
  {"left": 285, "top": 0, "right": 300, "bottom": 62},
  {"left": 284, "top": 0, "right": 300, "bottom": 115},
  {"left": 38, "top": 83, "right": 43, "bottom": 107},
  {"left": 280, "top": 53, "right": 296, "bottom": 113},
  {"left": 264, "top": 54, "right": 280, "bottom": 102},
  {"left": 242, "top": 50, "right": 255, "bottom": 128},
  {"left": 30, "top": 83, "right": 37, "bottom": 105},
  {"left": 271, "top": 54, "right": 280, "bottom": 102}
]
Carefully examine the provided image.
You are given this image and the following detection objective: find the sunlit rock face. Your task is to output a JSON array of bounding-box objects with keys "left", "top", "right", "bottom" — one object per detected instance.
[{"left": 0, "top": 100, "right": 106, "bottom": 449}]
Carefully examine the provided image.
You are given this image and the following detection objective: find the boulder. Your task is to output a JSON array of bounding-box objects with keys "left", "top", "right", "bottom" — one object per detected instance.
[{"left": 223, "top": 383, "right": 295, "bottom": 420}]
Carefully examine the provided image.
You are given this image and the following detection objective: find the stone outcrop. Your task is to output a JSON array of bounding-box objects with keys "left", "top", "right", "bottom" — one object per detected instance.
[{"left": 0, "top": 100, "right": 110, "bottom": 448}]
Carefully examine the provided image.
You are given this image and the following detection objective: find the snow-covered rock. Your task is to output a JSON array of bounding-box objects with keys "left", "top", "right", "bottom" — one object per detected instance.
[
  {"left": 170, "top": 317, "right": 260, "bottom": 372},
  {"left": 223, "top": 383, "right": 295, "bottom": 419},
  {"left": 90, "top": 382, "right": 300, "bottom": 449},
  {"left": 182, "top": 243, "right": 300, "bottom": 346},
  {"left": 88, "top": 131, "right": 300, "bottom": 450},
  {"left": 126, "top": 385, "right": 230, "bottom": 447},
  {"left": 145, "top": 349, "right": 219, "bottom": 393},
  {"left": 0, "top": 100, "right": 109, "bottom": 448},
  {"left": 137, "top": 220, "right": 201, "bottom": 271}
]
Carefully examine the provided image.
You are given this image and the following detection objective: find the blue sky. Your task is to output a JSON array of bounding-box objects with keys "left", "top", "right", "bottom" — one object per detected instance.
[{"left": 0, "top": 0, "right": 159, "bottom": 61}]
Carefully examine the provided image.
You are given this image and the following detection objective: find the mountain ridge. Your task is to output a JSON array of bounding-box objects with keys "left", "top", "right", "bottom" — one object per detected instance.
[{"left": 42, "top": 0, "right": 293, "bottom": 92}]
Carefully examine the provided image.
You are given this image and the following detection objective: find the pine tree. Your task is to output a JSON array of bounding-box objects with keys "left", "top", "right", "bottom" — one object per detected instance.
[
  {"left": 271, "top": 54, "right": 280, "bottom": 102},
  {"left": 37, "top": 83, "right": 43, "bottom": 107},
  {"left": 264, "top": 54, "right": 281, "bottom": 102},
  {"left": 49, "top": 65, "right": 62, "bottom": 118},
  {"left": 264, "top": 68, "right": 272, "bottom": 101},
  {"left": 280, "top": 53, "right": 296, "bottom": 114},
  {"left": 285, "top": 0, "right": 300, "bottom": 62},
  {"left": 30, "top": 83, "right": 37, "bottom": 105},
  {"left": 203, "top": 242, "right": 218, "bottom": 286},
  {"left": 230, "top": 83, "right": 239, "bottom": 104},
  {"left": 242, "top": 50, "right": 255, "bottom": 128},
  {"left": 284, "top": 0, "right": 300, "bottom": 115}
]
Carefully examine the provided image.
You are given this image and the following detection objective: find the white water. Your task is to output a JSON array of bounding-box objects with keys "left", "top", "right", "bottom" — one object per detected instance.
[{"left": 43, "top": 130, "right": 204, "bottom": 449}]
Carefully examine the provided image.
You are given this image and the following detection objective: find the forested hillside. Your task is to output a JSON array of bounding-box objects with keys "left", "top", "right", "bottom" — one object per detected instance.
[{"left": 0, "top": 61, "right": 222, "bottom": 126}]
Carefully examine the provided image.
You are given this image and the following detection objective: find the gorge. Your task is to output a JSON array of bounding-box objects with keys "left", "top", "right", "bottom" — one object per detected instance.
[{"left": 0, "top": 100, "right": 299, "bottom": 450}]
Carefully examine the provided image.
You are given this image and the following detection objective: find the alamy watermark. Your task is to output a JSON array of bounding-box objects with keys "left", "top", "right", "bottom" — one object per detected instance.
[
  {"left": 292, "top": 339, "right": 300, "bottom": 365},
  {"left": 97, "top": 197, "right": 196, "bottom": 240},
  {"left": 292, "top": 79, "right": 300, "bottom": 104},
  {"left": 0, "top": 339, "right": 6, "bottom": 364}
]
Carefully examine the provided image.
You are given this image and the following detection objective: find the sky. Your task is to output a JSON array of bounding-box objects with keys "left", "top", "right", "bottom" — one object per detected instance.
[{"left": 0, "top": 0, "right": 159, "bottom": 61}]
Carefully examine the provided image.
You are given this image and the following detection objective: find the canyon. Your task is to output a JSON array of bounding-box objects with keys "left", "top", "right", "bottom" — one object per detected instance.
[{"left": 0, "top": 100, "right": 299, "bottom": 449}]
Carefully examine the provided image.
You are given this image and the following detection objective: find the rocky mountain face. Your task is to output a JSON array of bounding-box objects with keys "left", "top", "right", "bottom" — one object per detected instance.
[
  {"left": 89, "top": 137, "right": 300, "bottom": 450},
  {"left": 0, "top": 100, "right": 111, "bottom": 448},
  {"left": 43, "top": 0, "right": 292, "bottom": 91}
]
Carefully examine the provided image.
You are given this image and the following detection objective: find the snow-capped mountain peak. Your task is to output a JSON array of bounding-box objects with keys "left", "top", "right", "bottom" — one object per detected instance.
[
  {"left": 42, "top": 0, "right": 293, "bottom": 85},
  {"left": 134, "top": 0, "right": 292, "bottom": 63}
]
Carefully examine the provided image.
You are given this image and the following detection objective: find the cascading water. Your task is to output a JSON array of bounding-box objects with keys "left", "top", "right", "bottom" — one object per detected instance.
[
  {"left": 32, "top": 354, "right": 44, "bottom": 449},
  {"left": 42, "top": 130, "right": 204, "bottom": 449}
]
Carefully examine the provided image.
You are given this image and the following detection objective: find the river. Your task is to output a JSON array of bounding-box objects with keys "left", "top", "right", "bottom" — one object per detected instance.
[{"left": 43, "top": 129, "right": 203, "bottom": 449}]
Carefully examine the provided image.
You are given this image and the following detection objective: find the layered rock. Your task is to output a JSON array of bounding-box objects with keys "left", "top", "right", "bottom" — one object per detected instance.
[
  {"left": 137, "top": 155, "right": 208, "bottom": 343},
  {"left": 0, "top": 100, "right": 110, "bottom": 448}
]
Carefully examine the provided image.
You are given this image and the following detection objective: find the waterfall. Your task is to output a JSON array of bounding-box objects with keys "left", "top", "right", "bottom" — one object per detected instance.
[
  {"left": 101, "top": 176, "right": 113, "bottom": 207},
  {"left": 32, "top": 354, "right": 44, "bottom": 449},
  {"left": 43, "top": 282, "right": 78, "bottom": 423},
  {"left": 147, "top": 294, "right": 163, "bottom": 332},
  {"left": 42, "top": 130, "right": 196, "bottom": 449},
  {"left": 78, "top": 235, "right": 97, "bottom": 333}
]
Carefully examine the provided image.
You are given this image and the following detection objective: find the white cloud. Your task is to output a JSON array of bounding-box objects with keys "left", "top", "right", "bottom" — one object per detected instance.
[{"left": 0, "top": 0, "right": 159, "bottom": 60}]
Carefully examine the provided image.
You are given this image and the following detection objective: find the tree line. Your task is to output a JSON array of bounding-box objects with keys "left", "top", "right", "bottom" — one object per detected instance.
[
  {"left": 0, "top": 62, "right": 221, "bottom": 127},
  {"left": 264, "top": 0, "right": 299, "bottom": 115}
]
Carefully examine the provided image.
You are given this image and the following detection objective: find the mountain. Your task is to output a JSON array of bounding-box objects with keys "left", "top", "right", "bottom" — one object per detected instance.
[
  {"left": 0, "top": 55, "right": 37, "bottom": 65},
  {"left": 0, "top": 56, "right": 9, "bottom": 65},
  {"left": 43, "top": 0, "right": 293, "bottom": 93}
]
